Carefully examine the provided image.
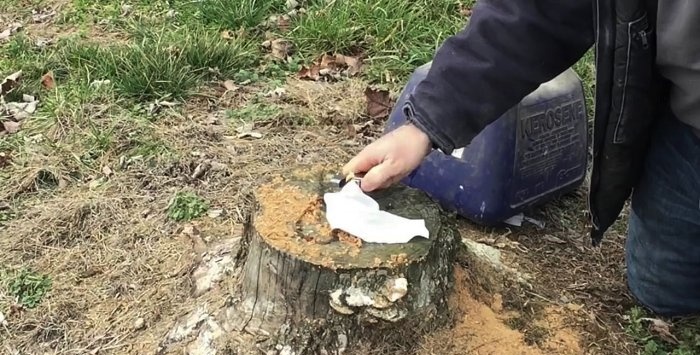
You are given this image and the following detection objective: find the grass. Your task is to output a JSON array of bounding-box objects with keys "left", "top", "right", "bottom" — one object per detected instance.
[
  {"left": 3, "top": 268, "right": 52, "bottom": 309},
  {"left": 1, "top": 0, "right": 695, "bottom": 354},
  {"left": 167, "top": 191, "right": 209, "bottom": 221},
  {"left": 625, "top": 307, "right": 700, "bottom": 355}
]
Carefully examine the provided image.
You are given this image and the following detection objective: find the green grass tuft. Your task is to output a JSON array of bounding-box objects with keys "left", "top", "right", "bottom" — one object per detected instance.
[
  {"left": 286, "top": 0, "right": 467, "bottom": 80},
  {"left": 192, "top": 0, "right": 285, "bottom": 30},
  {"left": 167, "top": 192, "right": 209, "bottom": 222},
  {"left": 4, "top": 268, "right": 52, "bottom": 309},
  {"left": 625, "top": 306, "right": 700, "bottom": 355}
]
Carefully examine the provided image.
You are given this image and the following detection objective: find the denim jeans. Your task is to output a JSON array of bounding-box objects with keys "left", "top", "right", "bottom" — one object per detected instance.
[{"left": 627, "top": 114, "right": 700, "bottom": 317}]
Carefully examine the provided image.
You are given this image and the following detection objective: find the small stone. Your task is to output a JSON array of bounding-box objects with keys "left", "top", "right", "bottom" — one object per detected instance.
[
  {"left": 286, "top": 0, "right": 299, "bottom": 10},
  {"left": 134, "top": 317, "right": 146, "bottom": 330},
  {"left": 207, "top": 209, "right": 224, "bottom": 218}
]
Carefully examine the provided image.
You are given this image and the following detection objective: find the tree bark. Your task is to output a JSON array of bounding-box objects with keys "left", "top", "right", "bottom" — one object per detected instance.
[{"left": 223, "top": 167, "right": 461, "bottom": 354}]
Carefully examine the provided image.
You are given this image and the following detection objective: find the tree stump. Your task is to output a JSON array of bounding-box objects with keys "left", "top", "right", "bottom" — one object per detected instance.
[{"left": 225, "top": 167, "right": 461, "bottom": 354}]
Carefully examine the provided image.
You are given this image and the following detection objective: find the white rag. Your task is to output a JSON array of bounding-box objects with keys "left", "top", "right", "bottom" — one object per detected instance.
[{"left": 323, "top": 182, "right": 430, "bottom": 244}]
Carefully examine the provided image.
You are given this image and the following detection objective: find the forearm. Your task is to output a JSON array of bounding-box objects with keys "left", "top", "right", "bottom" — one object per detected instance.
[{"left": 406, "top": 0, "right": 595, "bottom": 154}]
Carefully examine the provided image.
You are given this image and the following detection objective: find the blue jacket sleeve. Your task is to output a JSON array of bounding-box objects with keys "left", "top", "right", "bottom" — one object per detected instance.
[{"left": 405, "top": 0, "right": 595, "bottom": 154}]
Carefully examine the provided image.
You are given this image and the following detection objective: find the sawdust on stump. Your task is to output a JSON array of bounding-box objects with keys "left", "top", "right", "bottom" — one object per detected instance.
[
  {"left": 254, "top": 179, "right": 364, "bottom": 265},
  {"left": 418, "top": 266, "right": 584, "bottom": 355}
]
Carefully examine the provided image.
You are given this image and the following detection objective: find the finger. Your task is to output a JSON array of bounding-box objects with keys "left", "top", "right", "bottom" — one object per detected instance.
[
  {"left": 360, "top": 162, "right": 395, "bottom": 192},
  {"left": 342, "top": 147, "right": 381, "bottom": 176}
]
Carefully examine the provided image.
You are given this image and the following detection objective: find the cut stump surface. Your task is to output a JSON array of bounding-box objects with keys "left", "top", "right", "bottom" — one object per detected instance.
[{"left": 224, "top": 167, "right": 461, "bottom": 353}]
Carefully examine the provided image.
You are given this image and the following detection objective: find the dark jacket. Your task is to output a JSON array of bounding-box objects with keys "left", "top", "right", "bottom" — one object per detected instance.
[{"left": 405, "top": 0, "right": 664, "bottom": 245}]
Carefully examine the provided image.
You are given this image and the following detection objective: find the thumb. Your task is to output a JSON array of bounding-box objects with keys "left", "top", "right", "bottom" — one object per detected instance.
[
  {"left": 360, "top": 162, "right": 395, "bottom": 192},
  {"left": 342, "top": 148, "right": 380, "bottom": 177}
]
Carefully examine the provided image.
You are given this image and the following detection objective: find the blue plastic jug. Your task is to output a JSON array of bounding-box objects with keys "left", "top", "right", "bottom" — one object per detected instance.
[{"left": 384, "top": 62, "right": 588, "bottom": 225}]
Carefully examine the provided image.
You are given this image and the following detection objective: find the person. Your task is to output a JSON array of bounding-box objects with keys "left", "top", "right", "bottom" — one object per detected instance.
[{"left": 342, "top": 0, "right": 700, "bottom": 317}]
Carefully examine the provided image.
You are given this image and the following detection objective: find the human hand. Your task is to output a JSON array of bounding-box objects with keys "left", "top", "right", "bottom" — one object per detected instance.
[{"left": 342, "top": 123, "right": 432, "bottom": 192}]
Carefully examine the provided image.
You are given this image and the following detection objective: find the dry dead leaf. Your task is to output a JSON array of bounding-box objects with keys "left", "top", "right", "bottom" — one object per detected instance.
[
  {"left": 566, "top": 303, "right": 584, "bottom": 312},
  {"left": 543, "top": 234, "right": 567, "bottom": 244},
  {"left": 41, "top": 71, "right": 55, "bottom": 90},
  {"left": 0, "top": 70, "right": 22, "bottom": 96},
  {"left": 5, "top": 100, "right": 38, "bottom": 121},
  {"left": 340, "top": 55, "right": 362, "bottom": 76},
  {"left": 205, "top": 114, "right": 220, "bottom": 125},
  {"left": 364, "top": 87, "right": 392, "bottom": 119},
  {"left": 298, "top": 65, "right": 321, "bottom": 81},
  {"left": 270, "top": 39, "right": 292, "bottom": 61},
  {"left": 102, "top": 166, "right": 113, "bottom": 177},
  {"left": 32, "top": 9, "right": 57, "bottom": 23},
  {"left": 222, "top": 80, "right": 238, "bottom": 91},
  {"left": 286, "top": 0, "right": 299, "bottom": 9},
  {"left": 236, "top": 122, "right": 263, "bottom": 139},
  {"left": 207, "top": 209, "right": 224, "bottom": 218},
  {"left": 2, "top": 121, "right": 20, "bottom": 134},
  {"left": 121, "top": 4, "right": 133, "bottom": 16},
  {"left": 221, "top": 30, "right": 233, "bottom": 39},
  {"left": 35, "top": 37, "right": 53, "bottom": 48},
  {"left": 0, "top": 23, "right": 22, "bottom": 42},
  {"left": 641, "top": 318, "right": 680, "bottom": 345},
  {"left": 191, "top": 161, "right": 211, "bottom": 180},
  {"left": 90, "top": 79, "right": 111, "bottom": 88},
  {"left": 182, "top": 223, "right": 206, "bottom": 254},
  {"left": 277, "top": 16, "right": 291, "bottom": 32},
  {"left": 298, "top": 53, "right": 362, "bottom": 81}
]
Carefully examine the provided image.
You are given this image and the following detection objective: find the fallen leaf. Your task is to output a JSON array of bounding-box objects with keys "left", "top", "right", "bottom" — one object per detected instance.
[
  {"left": 236, "top": 123, "right": 263, "bottom": 139},
  {"left": 35, "top": 37, "right": 53, "bottom": 48},
  {"left": 341, "top": 55, "right": 362, "bottom": 76},
  {"left": 191, "top": 161, "right": 211, "bottom": 180},
  {"left": 320, "top": 53, "right": 337, "bottom": 69},
  {"left": 205, "top": 114, "right": 220, "bottom": 125},
  {"left": 32, "top": 9, "right": 57, "bottom": 23},
  {"left": 88, "top": 177, "right": 106, "bottom": 189},
  {"left": 102, "top": 166, "right": 113, "bottom": 177},
  {"left": 5, "top": 100, "right": 39, "bottom": 121},
  {"left": 222, "top": 80, "right": 238, "bottom": 91},
  {"left": 182, "top": 223, "right": 206, "bottom": 254},
  {"left": 236, "top": 122, "right": 254, "bottom": 134},
  {"left": 641, "top": 318, "right": 680, "bottom": 344},
  {"left": 270, "top": 39, "right": 291, "bottom": 61},
  {"left": 364, "top": 87, "right": 392, "bottom": 119},
  {"left": 2, "top": 121, "right": 21, "bottom": 134},
  {"left": 0, "top": 23, "right": 22, "bottom": 42},
  {"left": 566, "top": 303, "right": 584, "bottom": 312},
  {"left": 41, "top": 71, "right": 55, "bottom": 90},
  {"left": 121, "top": 4, "right": 133, "bottom": 16},
  {"left": 298, "top": 53, "right": 362, "bottom": 81},
  {"left": 543, "top": 234, "right": 567, "bottom": 244},
  {"left": 0, "top": 70, "right": 22, "bottom": 96},
  {"left": 277, "top": 16, "right": 291, "bottom": 32},
  {"left": 207, "top": 209, "right": 224, "bottom": 218},
  {"left": 221, "top": 30, "right": 233, "bottom": 39},
  {"left": 90, "top": 79, "right": 111, "bottom": 88},
  {"left": 0, "top": 310, "right": 6, "bottom": 327},
  {"left": 298, "top": 65, "right": 321, "bottom": 81},
  {"left": 22, "top": 94, "right": 35, "bottom": 102},
  {"left": 157, "top": 100, "right": 178, "bottom": 107},
  {"left": 240, "top": 131, "right": 263, "bottom": 139},
  {"left": 286, "top": 0, "right": 299, "bottom": 9}
]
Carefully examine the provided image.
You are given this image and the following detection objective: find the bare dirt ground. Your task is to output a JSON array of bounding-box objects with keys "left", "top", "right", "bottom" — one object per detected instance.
[{"left": 2, "top": 1, "right": 697, "bottom": 354}]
